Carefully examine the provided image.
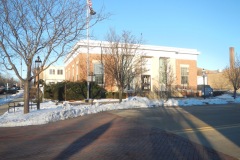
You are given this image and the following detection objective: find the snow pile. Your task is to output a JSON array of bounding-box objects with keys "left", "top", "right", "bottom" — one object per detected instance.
[
  {"left": 0, "top": 96, "right": 154, "bottom": 127},
  {"left": 0, "top": 92, "right": 239, "bottom": 127},
  {"left": 0, "top": 91, "right": 24, "bottom": 106}
]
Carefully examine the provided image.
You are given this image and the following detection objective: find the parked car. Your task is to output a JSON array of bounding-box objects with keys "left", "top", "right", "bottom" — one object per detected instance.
[
  {"left": 5, "top": 87, "right": 17, "bottom": 94},
  {"left": 0, "top": 86, "right": 5, "bottom": 94},
  {"left": 12, "top": 85, "right": 20, "bottom": 90},
  {"left": 197, "top": 85, "right": 213, "bottom": 97}
]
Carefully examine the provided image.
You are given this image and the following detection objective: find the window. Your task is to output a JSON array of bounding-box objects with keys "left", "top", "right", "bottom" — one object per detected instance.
[
  {"left": 95, "top": 74, "right": 104, "bottom": 85},
  {"left": 94, "top": 63, "right": 103, "bottom": 74},
  {"left": 181, "top": 66, "right": 189, "bottom": 86},
  {"left": 142, "top": 57, "right": 152, "bottom": 75},
  {"left": 94, "top": 63, "right": 104, "bottom": 84},
  {"left": 49, "top": 69, "right": 55, "bottom": 75},
  {"left": 57, "top": 69, "right": 63, "bottom": 75},
  {"left": 159, "top": 58, "right": 168, "bottom": 83}
]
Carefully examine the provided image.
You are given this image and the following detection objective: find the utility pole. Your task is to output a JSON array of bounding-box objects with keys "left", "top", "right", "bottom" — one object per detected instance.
[{"left": 202, "top": 68, "right": 206, "bottom": 99}]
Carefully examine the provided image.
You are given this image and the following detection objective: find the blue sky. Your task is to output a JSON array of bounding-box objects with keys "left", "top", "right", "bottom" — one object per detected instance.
[
  {"left": 3, "top": 0, "right": 240, "bottom": 80},
  {"left": 92, "top": 0, "right": 240, "bottom": 70}
]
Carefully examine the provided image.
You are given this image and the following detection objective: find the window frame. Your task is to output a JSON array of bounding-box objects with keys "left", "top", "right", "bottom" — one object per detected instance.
[{"left": 180, "top": 66, "right": 189, "bottom": 87}]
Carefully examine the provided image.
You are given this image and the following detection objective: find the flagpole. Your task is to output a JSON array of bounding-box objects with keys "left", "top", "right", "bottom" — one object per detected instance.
[
  {"left": 86, "top": 0, "right": 96, "bottom": 102},
  {"left": 87, "top": 0, "right": 90, "bottom": 101}
]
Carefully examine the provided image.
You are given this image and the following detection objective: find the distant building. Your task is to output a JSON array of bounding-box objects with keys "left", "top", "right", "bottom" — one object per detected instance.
[
  {"left": 64, "top": 40, "right": 200, "bottom": 94},
  {"left": 200, "top": 47, "right": 236, "bottom": 91},
  {"left": 197, "top": 68, "right": 231, "bottom": 91},
  {"left": 229, "top": 47, "right": 235, "bottom": 68},
  {"left": 208, "top": 70, "right": 232, "bottom": 91},
  {"left": 41, "top": 66, "right": 65, "bottom": 85}
]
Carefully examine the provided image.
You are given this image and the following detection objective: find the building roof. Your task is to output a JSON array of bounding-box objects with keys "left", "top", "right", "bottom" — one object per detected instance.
[{"left": 65, "top": 40, "right": 200, "bottom": 66}]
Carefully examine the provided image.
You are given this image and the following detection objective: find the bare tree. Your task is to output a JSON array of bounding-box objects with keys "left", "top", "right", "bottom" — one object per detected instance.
[
  {"left": 0, "top": 0, "right": 108, "bottom": 113},
  {"left": 223, "top": 55, "right": 240, "bottom": 99},
  {"left": 103, "top": 29, "right": 146, "bottom": 102},
  {"left": 0, "top": 71, "right": 18, "bottom": 87}
]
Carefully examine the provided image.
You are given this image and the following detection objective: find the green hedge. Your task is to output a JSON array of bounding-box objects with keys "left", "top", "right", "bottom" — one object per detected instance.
[{"left": 44, "top": 81, "right": 106, "bottom": 101}]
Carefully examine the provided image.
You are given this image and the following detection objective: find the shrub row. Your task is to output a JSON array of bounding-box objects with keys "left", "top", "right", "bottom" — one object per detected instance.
[
  {"left": 44, "top": 81, "right": 106, "bottom": 101},
  {"left": 105, "top": 92, "right": 127, "bottom": 99}
]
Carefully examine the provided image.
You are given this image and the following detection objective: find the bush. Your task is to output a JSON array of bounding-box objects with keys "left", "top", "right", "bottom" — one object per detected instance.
[
  {"left": 44, "top": 81, "right": 106, "bottom": 101},
  {"left": 44, "top": 85, "right": 53, "bottom": 99},
  {"left": 106, "top": 92, "right": 126, "bottom": 99}
]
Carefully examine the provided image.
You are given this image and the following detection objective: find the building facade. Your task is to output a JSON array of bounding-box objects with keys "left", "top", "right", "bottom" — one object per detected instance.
[
  {"left": 41, "top": 66, "right": 65, "bottom": 85},
  {"left": 64, "top": 40, "right": 200, "bottom": 93}
]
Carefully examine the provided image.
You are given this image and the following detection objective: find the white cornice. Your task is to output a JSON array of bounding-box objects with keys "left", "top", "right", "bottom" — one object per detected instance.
[{"left": 64, "top": 40, "right": 200, "bottom": 65}]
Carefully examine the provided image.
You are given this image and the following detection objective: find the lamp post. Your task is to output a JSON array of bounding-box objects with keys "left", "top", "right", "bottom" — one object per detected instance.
[
  {"left": 20, "top": 58, "right": 22, "bottom": 89},
  {"left": 86, "top": 0, "right": 96, "bottom": 101},
  {"left": 87, "top": 72, "right": 95, "bottom": 104},
  {"left": 202, "top": 68, "right": 206, "bottom": 99},
  {"left": 35, "top": 56, "right": 42, "bottom": 110}
]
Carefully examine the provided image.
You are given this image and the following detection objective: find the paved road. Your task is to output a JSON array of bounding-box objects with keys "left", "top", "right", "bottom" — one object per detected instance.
[
  {"left": 110, "top": 104, "right": 240, "bottom": 159},
  {"left": 0, "top": 103, "right": 239, "bottom": 159},
  {"left": 173, "top": 105, "right": 240, "bottom": 159}
]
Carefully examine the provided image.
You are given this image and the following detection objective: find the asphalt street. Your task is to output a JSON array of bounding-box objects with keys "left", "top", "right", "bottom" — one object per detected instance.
[{"left": 110, "top": 104, "right": 240, "bottom": 158}]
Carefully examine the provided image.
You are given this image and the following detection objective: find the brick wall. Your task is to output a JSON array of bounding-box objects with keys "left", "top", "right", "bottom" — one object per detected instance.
[
  {"left": 66, "top": 54, "right": 198, "bottom": 92},
  {"left": 65, "top": 53, "right": 117, "bottom": 91},
  {"left": 175, "top": 59, "right": 197, "bottom": 90},
  {"left": 65, "top": 53, "right": 100, "bottom": 81},
  {"left": 208, "top": 72, "right": 232, "bottom": 90}
]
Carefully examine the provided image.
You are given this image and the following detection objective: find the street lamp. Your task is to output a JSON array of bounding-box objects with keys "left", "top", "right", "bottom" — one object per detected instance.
[
  {"left": 86, "top": 0, "right": 96, "bottom": 101},
  {"left": 87, "top": 72, "right": 95, "bottom": 104},
  {"left": 35, "top": 56, "right": 42, "bottom": 110},
  {"left": 202, "top": 68, "right": 206, "bottom": 99}
]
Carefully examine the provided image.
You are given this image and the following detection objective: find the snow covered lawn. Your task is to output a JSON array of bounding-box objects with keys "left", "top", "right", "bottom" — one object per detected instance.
[{"left": 0, "top": 90, "right": 239, "bottom": 127}]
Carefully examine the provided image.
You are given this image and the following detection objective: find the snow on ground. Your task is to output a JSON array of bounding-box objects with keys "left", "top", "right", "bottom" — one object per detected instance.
[{"left": 0, "top": 90, "right": 240, "bottom": 127}]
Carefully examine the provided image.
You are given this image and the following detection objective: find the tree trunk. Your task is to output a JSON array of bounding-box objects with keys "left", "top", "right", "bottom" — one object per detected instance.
[
  {"left": 23, "top": 80, "right": 30, "bottom": 114},
  {"left": 233, "top": 89, "right": 237, "bottom": 99},
  {"left": 119, "top": 87, "right": 123, "bottom": 103}
]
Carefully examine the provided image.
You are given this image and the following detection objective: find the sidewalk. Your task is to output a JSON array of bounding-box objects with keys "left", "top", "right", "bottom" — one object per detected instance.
[
  {"left": 0, "top": 111, "right": 237, "bottom": 160},
  {"left": 0, "top": 97, "right": 25, "bottom": 115}
]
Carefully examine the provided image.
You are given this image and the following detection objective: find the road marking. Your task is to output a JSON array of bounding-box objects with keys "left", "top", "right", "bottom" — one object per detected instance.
[{"left": 171, "top": 123, "right": 240, "bottom": 134}]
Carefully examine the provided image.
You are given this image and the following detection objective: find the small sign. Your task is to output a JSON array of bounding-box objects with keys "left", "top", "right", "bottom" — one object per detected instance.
[{"left": 87, "top": 75, "right": 95, "bottom": 82}]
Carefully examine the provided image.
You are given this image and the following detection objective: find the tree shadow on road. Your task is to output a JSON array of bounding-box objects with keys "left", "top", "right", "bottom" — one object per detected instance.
[
  {"left": 128, "top": 107, "right": 237, "bottom": 159},
  {"left": 54, "top": 121, "right": 112, "bottom": 160}
]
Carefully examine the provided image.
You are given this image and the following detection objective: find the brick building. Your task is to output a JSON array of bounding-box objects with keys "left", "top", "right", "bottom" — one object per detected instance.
[{"left": 64, "top": 40, "right": 200, "bottom": 94}]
